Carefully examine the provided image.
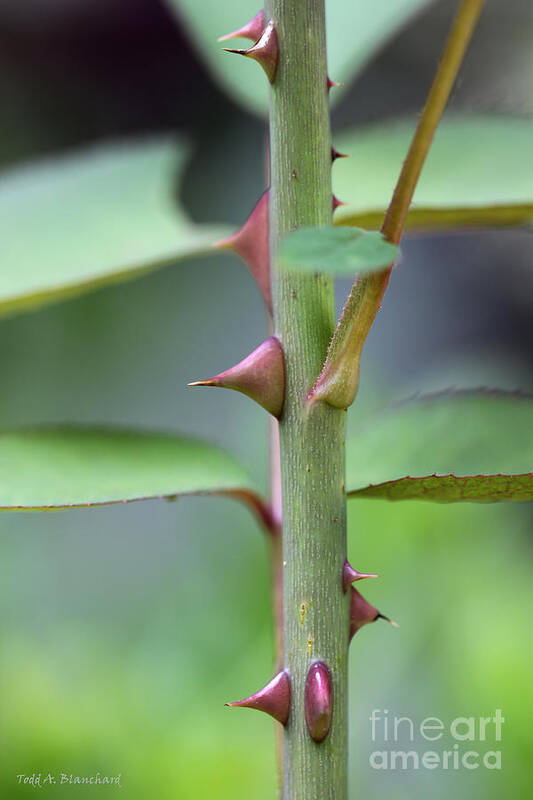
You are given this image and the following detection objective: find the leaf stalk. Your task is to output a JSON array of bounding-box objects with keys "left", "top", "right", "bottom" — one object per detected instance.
[{"left": 310, "top": 0, "right": 487, "bottom": 411}]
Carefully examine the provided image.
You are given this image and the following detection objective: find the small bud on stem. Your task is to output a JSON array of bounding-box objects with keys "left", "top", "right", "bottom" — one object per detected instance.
[{"left": 304, "top": 661, "right": 334, "bottom": 743}]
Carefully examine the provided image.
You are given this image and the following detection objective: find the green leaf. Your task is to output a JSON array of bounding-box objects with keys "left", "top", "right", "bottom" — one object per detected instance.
[
  {"left": 0, "top": 428, "right": 255, "bottom": 509},
  {"left": 279, "top": 227, "right": 398, "bottom": 275},
  {"left": 352, "top": 473, "right": 533, "bottom": 502},
  {"left": 0, "top": 139, "right": 229, "bottom": 318},
  {"left": 347, "top": 390, "right": 533, "bottom": 503},
  {"left": 166, "top": 0, "right": 435, "bottom": 115},
  {"left": 334, "top": 115, "right": 533, "bottom": 232}
]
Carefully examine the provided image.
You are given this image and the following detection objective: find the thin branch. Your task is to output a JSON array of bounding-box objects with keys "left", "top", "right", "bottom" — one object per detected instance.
[
  {"left": 309, "top": 0, "right": 486, "bottom": 410},
  {"left": 382, "top": 0, "right": 487, "bottom": 245}
]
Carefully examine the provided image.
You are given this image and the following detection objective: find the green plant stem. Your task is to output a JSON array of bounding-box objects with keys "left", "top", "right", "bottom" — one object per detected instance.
[
  {"left": 268, "top": 418, "right": 284, "bottom": 669},
  {"left": 267, "top": 1, "right": 349, "bottom": 798},
  {"left": 316, "top": 0, "right": 486, "bottom": 410},
  {"left": 382, "top": 0, "right": 486, "bottom": 243},
  {"left": 268, "top": 417, "right": 284, "bottom": 791}
]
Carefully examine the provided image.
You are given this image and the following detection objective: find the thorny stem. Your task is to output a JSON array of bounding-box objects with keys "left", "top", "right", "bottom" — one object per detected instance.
[
  {"left": 269, "top": 417, "right": 284, "bottom": 665},
  {"left": 269, "top": 416, "right": 284, "bottom": 790},
  {"left": 228, "top": 1, "right": 486, "bottom": 797},
  {"left": 232, "top": 453, "right": 284, "bottom": 786},
  {"left": 267, "top": 1, "right": 348, "bottom": 798}
]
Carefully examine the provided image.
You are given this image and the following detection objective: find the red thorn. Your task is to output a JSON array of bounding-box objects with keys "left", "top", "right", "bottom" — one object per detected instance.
[
  {"left": 224, "top": 19, "right": 279, "bottom": 83},
  {"left": 350, "top": 586, "right": 400, "bottom": 639},
  {"left": 349, "top": 587, "right": 399, "bottom": 639},
  {"left": 332, "top": 195, "right": 348, "bottom": 212},
  {"left": 342, "top": 560, "right": 379, "bottom": 593},
  {"left": 331, "top": 147, "right": 349, "bottom": 162},
  {"left": 214, "top": 190, "right": 271, "bottom": 312},
  {"left": 305, "top": 661, "right": 333, "bottom": 743},
  {"left": 188, "top": 336, "right": 285, "bottom": 418},
  {"left": 226, "top": 670, "right": 290, "bottom": 725},
  {"left": 327, "top": 76, "right": 343, "bottom": 93},
  {"left": 218, "top": 10, "right": 265, "bottom": 43},
  {"left": 350, "top": 586, "right": 379, "bottom": 639}
]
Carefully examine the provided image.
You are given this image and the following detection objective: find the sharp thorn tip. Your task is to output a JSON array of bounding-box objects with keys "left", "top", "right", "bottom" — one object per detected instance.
[
  {"left": 188, "top": 379, "right": 214, "bottom": 388},
  {"left": 213, "top": 236, "right": 232, "bottom": 251},
  {"left": 378, "top": 613, "right": 400, "bottom": 628},
  {"left": 218, "top": 11, "right": 265, "bottom": 45}
]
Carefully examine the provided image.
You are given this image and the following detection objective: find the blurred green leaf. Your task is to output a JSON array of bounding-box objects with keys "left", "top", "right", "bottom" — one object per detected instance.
[
  {"left": 279, "top": 227, "right": 398, "bottom": 275},
  {"left": 334, "top": 115, "right": 533, "bottom": 232},
  {"left": 0, "top": 428, "right": 256, "bottom": 509},
  {"left": 347, "top": 390, "right": 533, "bottom": 502},
  {"left": 167, "top": 0, "right": 435, "bottom": 115},
  {"left": 0, "top": 139, "right": 230, "bottom": 318}
]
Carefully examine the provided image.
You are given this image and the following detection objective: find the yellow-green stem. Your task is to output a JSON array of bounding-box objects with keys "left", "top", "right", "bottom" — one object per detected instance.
[{"left": 315, "top": 0, "right": 486, "bottom": 411}]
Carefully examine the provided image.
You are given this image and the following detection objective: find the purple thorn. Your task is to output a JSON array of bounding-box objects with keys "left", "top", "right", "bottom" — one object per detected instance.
[
  {"left": 327, "top": 76, "right": 343, "bottom": 93},
  {"left": 226, "top": 669, "right": 290, "bottom": 725},
  {"left": 332, "top": 194, "right": 348, "bottom": 212},
  {"left": 218, "top": 10, "right": 265, "bottom": 43},
  {"left": 331, "top": 147, "right": 349, "bottom": 162},
  {"left": 342, "top": 560, "right": 379, "bottom": 593},
  {"left": 214, "top": 190, "right": 271, "bottom": 311},
  {"left": 188, "top": 336, "right": 285, "bottom": 418},
  {"left": 224, "top": 19, "right": 279, "bottom": 83},
  {"left": 349, "top": 586, "right": 380, "bottom": 640}
]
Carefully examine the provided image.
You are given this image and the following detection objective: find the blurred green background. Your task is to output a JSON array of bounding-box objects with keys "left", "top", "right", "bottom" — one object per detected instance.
[{"left": 0, "top": 0, "right": 531, "bottom": 797}]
